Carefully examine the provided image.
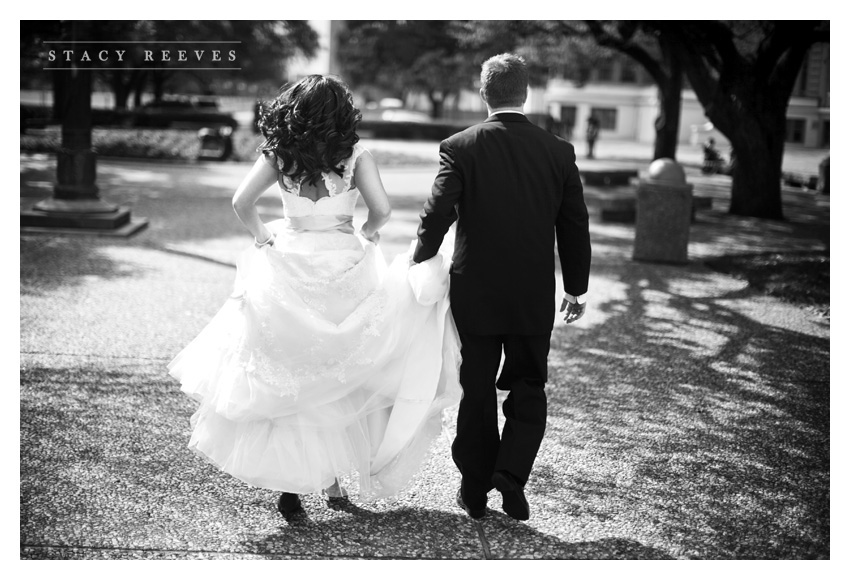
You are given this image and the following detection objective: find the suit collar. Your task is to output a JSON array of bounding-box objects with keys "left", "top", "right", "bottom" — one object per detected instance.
[{"left": 485, "top": 112, "right": 531, "bottom": 124}]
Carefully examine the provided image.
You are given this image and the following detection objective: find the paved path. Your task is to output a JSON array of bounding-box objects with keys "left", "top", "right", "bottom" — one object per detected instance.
[{"left": 19, "top": 142, "right": 830, "bottom": 560}]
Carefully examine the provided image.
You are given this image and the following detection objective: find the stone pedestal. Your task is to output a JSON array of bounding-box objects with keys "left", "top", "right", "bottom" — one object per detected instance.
[
  {"left": 818, "top": 156, "right": 829, "bottom": 194},
  {"left": 52, "top": 147, "right": 100, "bottom": 199},
  {"left": 21, "top": 62, "right": 147, "bottom": 237},
  {"left": 633, "top": 159, "right": 693, "bottom": 264},
  {"left": 21, "top": 147, "right": 146, "bottom": 234}
]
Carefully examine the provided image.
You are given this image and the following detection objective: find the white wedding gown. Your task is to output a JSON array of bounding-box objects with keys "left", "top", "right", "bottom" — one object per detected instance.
[{"left": 168, "top": 144, "right": 462, "bottom": 499}]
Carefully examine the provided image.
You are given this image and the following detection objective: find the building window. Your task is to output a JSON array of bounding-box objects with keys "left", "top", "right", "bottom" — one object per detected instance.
[
  {"left": 560, "top": 105, "right": 577, "bottom": 127},
  {"left": 596, "top": 61, "right": 614, "bottom": 82},
  {"left": 620, "top": 63, "right": 637, "bottom": 83},
  {"left": 549, "top": 64, "right": 567, "bottom": 80},
  {"left": 591, "top": 107, "right": 617, "bottom": 130},
  {"left": 786, "top": 118, "right": 806, "bottom": 143}
]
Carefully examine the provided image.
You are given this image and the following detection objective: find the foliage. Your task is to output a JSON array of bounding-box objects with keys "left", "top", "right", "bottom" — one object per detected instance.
[
  {"left": 452, "top": 21, "right": 619, "bottom": 87},
  {"left": 337, "top": 20, "right": 624, "bottom": 116},
  {"left": 338, "top": 21, "right": 478, "bottom": 116},
  {"left": 21, "top": 20, "right": 319, "bottom": 108}
]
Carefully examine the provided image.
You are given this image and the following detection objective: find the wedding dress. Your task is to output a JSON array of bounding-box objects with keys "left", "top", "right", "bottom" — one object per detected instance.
[{"left": 168, "top": 143, "right": 461, "bottom": 498}]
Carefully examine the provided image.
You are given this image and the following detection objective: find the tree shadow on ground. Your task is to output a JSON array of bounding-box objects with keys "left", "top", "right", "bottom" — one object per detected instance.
[
  {"left": 20, "top": 359, "right": 673, "bottom": 560},
  {"left": 240, "top": 502, "right": 484, "bottom": 559},
  {"left": 484, "top": 521, "right": 674, "bottom": 559},
  {"left": 20, "top": 236, "right": 151, "bottom": 296},
  {"left": 704, "top": 251, "right": 829, "bottom": 317},
  {"left": 538, "top": 235, "right": 829, "bottom": 558},
  {"left": 240, "top": 497, "right": 674, "bottom": 559}
]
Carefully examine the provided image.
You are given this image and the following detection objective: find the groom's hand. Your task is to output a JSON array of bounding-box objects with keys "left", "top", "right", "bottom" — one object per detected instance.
[{"left": 560, "top": 298, "right": 586, "bottom": 324}]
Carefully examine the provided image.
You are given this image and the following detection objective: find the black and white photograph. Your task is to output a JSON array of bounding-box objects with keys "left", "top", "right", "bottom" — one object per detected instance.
[{"left": 19, "top": 14, "right": 835, "bottom": 563}]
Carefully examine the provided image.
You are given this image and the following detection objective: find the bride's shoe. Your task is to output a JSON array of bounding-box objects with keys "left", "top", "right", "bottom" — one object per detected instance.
[
  {"left": 277, "top": 492, "right": 303, "bottom": 518},
  {"left": 323, "top": 479, "right": 348, "bottom": 499}
]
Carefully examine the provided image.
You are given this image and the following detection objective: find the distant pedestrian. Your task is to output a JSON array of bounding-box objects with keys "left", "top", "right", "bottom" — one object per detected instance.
[
  {"left": 585, "top": 116, "right": 600, "bottom": 159},
  {"left": 702, "top": 137, "right": 725, "bottom": 175}
]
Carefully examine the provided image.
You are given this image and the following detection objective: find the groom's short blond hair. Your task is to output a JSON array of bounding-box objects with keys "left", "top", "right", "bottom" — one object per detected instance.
[{"left": 480, "top": 53, "right": 529, "bottom": 109}]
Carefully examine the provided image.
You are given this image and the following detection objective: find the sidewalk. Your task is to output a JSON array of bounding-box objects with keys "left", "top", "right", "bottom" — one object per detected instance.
[{"left": 19, "top": 143, "right": 829, "bottom": 560}]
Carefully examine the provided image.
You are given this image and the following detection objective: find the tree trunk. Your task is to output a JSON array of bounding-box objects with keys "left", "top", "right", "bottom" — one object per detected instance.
[
  {"left": 110, "top": 73, "right": 131, "bottom": 110},
  {"left": 727, "top": 121, "right": 785, "bottom": 219},
  {"left": 652, "top": 82, "right": 681, "bottom": 160},
  {"left": 152, "top": 71, "right": 167, "bottom": 103},
  {"left": 429, "top": 96, "right": 443, "bottom": 119},
  {"left": 131, "top": 71, "right": 148, "bottom": 108},
  {"left": 700, "top": 79, "right": 788, "bottom": 220},
  {"left": 427, "top": 91, "right": 445, "bottom": 119},
  {"left": 652, "top": 41, "right": 683, "bottom": 161},
  {"left": 52, "top": 69, "right": 69, "bottom": 122}
]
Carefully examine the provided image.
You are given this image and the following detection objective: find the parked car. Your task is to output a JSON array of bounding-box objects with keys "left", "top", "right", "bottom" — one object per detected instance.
[{"left": 361, "top": 99, "right": 432, "bottom": 123}]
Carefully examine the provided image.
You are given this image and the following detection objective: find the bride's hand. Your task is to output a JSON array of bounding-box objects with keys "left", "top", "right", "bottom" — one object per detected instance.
[
  {"left": 360, "top": 227, "right": 380, "bottom": 244},
  {"left": 254, "top": 231, "right": 276, "bottom": 249}
]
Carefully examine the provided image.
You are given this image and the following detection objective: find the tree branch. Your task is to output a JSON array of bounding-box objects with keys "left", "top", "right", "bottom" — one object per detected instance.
[
  {"left": 675, "top": 21, "right": 743, "bottom": 75},
  {"left": 756, "top": 22, "right": 802, "bottom": 80},
  {"left": 658, "top": 25, "right": 727, "bottom": 125},
  {"left": 771, "top": 42, "right": 814, "bottom": 100},
  {"left": 584, "top": 21, "right": 667, "bottom": 84}
]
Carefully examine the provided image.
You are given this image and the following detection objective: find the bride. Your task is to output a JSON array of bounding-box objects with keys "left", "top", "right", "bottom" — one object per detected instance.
[{"left": 168, "top": 75, "right": 461, "bottom": 519}]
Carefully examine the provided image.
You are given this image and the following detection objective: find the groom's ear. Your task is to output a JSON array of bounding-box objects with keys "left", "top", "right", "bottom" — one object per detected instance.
[{"left": 479, "top": 88, "right": 487, "bottom": 105}]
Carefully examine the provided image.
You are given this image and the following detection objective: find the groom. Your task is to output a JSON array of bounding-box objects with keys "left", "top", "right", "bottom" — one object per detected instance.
[{"left": 413, "top": 53, "right": 591, "bottom": 520}]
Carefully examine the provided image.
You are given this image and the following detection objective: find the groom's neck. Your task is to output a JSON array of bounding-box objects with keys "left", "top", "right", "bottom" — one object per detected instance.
[{"left": 487, "top": 105, "right": 525, "bottom": 116}]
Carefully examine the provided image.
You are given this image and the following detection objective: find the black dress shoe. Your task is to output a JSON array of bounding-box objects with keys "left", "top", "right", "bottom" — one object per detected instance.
[
  {"left": 492, "top": 471, "right": 530, "bottom": 521},
  {"left": 277, "top": 492, "right": 303, "bottom": 518},
  {"left": 456, "top": 488, "right": 487, "bottom": 519}
]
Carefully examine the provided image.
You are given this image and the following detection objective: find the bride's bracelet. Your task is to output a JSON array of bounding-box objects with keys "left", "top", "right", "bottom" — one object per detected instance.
[{"left": 254, "top": 233, "right": 275, "bottom": 248}]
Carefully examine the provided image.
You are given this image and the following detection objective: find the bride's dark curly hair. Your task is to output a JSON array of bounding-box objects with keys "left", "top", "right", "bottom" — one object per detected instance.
[{"left": 257, "top": 75, "right": 362, "bottom": 188}]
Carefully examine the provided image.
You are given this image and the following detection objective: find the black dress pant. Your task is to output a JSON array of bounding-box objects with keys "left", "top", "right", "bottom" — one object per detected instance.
[{"left": 452, "top": 332, "right": 551, "bottom": 507}]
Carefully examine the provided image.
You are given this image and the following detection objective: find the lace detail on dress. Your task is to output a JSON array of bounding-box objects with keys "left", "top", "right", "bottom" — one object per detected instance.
[
  {"left": 342, "top": 143, "right": 366, "bottom": 191},
  {"left": 234, "top": 287, "right": 390, "bottom": 396},
  {"left": 277, "top": 143, "right": 368, "bottom": 219},
  {"left": 321, "top": 172, "right": 339, "bottom": 197},
  {"left": 243, "top": 347, "right": 301, "bottom": 398},
  {"left": 331, "top": 287, "right": 390, "bottom": 382},
  {"left": 262, "top": 143, "right": 368, "bottom": 198}
]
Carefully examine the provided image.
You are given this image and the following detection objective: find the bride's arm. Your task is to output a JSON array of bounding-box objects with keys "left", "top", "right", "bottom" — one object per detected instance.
[
  {"left": 232, "top": 156, "right": 280, "bottom": 243},
  {"left": 353, "top": 151, "right": 392, "bottom": 241}
]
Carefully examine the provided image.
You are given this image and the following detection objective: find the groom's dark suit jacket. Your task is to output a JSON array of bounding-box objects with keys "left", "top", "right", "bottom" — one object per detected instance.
[{"left": 413, "top": 112, "right": 591, "bottom": 335}]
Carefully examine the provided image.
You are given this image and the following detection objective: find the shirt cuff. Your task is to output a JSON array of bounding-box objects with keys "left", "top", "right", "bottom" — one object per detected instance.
[{"left": 563, "top": 292, "right": 587, "bottom": 305}]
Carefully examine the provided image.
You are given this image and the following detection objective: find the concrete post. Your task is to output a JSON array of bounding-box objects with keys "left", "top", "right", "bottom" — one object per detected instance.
[{"left": 632, "top": 158, "right": 693, "bottom": 264}]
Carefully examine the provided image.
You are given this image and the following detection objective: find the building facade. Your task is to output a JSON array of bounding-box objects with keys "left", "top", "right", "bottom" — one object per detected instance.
[{"left": 539, "top": 45, "right": 829, "bottom": 149}]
